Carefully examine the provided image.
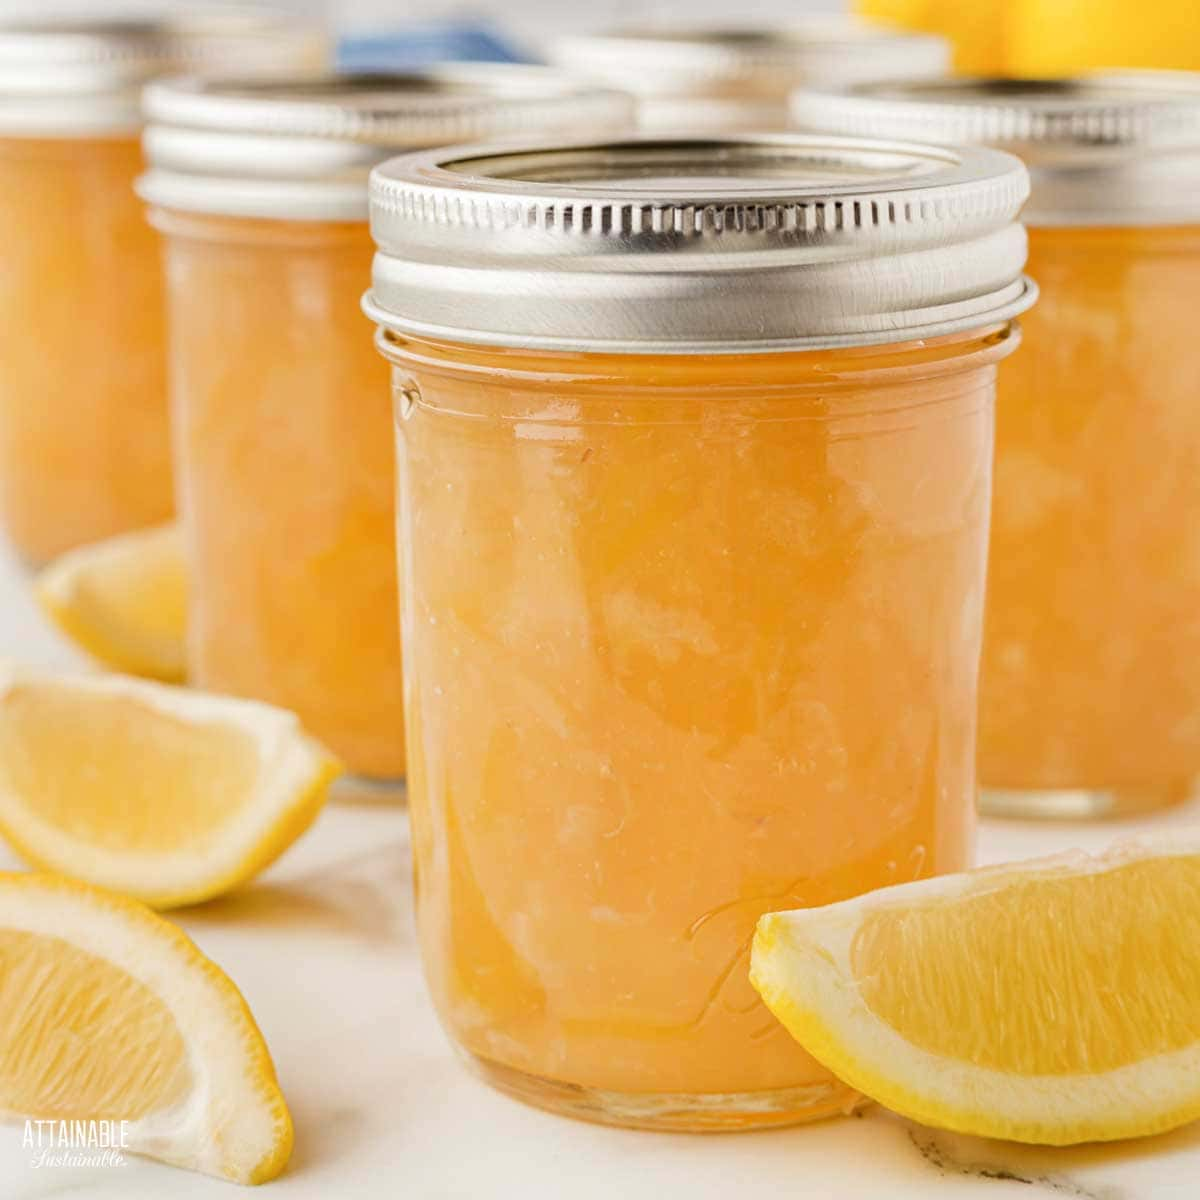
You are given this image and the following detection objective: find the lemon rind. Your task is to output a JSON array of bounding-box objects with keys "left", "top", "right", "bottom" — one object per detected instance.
[
  {"left": 34, "top": 523, "right": 185, "bottom": 683},
  {"left": 750, "top": 838, "right": 1200, "bottom": 1146},
  {"left": 0, "top": 666, "right": 341, "bottom": 909},
  {"left": 0, "top": 871, "right": 292, "bottom": 1183}
]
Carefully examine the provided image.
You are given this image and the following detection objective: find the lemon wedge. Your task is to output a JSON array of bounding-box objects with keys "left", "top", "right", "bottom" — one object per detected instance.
[
  {"left": 0, "top": 871, "right": 291, "bottom": 1183},
  {"left": 750, "top": 840, "right": 1200, "bottom": 1146},
  {"left": 35, "top": 523, "right": 187, "bottom": 682},
  {"left": 0, "top": 665, "right": 339, "bottom": 909}
]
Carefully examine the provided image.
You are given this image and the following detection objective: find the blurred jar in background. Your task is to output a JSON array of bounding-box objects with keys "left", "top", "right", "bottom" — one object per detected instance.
[
  {"left": 139, "top": 69, "right": 633, "bottom": 780},
  {"left": 548, "top": 19, "right": 948, "bottom": 132},
  {"left": 367, "top": 134, "right": 1032, "bottom": 1125},
  {"left": 0, "top": 10, "right": 324, "bottom": 566},
  {"left": 858, "top": 0, "right": 1200, "bottom": 74},
  {"left": 794, "top": 74, "right": 1200, "bottom": 818}
]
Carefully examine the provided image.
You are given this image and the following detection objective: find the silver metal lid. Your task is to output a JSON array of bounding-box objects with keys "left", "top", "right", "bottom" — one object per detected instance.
[
  {"left": 365, "top": 133, "right": 1035, "bottom": 355},
  {"left": 0, "top": 7, "right": 326, "bottom": 137},
  {"left": 548, "top": 21, "right": 949, "bottom": 132},
  {"left": 791, "top": 73, "right": 1200, "bottom": 225},
  {"left": 138, "top": 66, "right": 636, "bottom": 222}
]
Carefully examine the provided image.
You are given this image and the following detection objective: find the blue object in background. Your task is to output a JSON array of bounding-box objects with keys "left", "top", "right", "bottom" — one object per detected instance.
[{"left": 337, "top": 24, "right": 535, "bottom": 70}]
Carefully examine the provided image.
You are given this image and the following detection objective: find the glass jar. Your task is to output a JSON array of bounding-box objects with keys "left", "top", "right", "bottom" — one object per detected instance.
[
  {"left": 793, "top": 74, "right": 1200, "bottom": 817},
  {"left": 139, "top": 70, "right": 634, "bottom": 780},
  {"left": 0, "top": 10, "right": 324, "bottom": 565},
  {"left": 549, "top": 21, "right": 948, "bottom": 133},
  {"left": 366, "top": 135, "right": 1034, "bottom": 1127}
]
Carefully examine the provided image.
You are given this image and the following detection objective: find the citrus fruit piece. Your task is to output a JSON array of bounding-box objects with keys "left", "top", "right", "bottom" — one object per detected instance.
[
  {"left": 0, "top": 665, "right": 339, "bottom": 909},
  {"left": 0, "top": 871, "right": 291, "bottom": 1183},
  {"left": 35, "top": 523, "right": 187, "bottom": 683},
  {"left": 750, "top": 839, "right": 1200, "bottom": 1145}
]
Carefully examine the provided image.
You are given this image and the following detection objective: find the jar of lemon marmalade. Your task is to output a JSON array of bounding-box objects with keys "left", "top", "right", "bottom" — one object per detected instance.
[
  {"left": 0, "top": 10, "right": 323, "bottom": 565},
  {"left": 549, "top": 20, "right": 948, "bottom": 132},
  {"left": 366, "top": 135, "right": 1034, "bottom": 1128},
  {"left": 138, "top": 69, "right": 633, "bottom": 780},
  {"left": 793, "top": 74, "right": 1200, "bottom": 818}
]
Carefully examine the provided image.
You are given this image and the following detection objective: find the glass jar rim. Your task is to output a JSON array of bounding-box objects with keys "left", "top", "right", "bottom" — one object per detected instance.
[{"left": 374, "top": 321, "right": 1024, "bottom": 384}]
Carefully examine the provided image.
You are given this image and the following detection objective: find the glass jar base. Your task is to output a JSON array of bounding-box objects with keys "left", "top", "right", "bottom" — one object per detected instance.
[
  {"left": 980, "top": 780, "right": 1196, "bottom": 820},
  {"left": 462, "top": 1051, "right": 864, "bottom": 1132}
]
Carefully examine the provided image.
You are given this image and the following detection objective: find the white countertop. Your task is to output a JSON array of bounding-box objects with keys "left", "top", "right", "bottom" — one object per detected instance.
[{"left": 1, "top": 538, "right": 1198, "bottom": 1200}]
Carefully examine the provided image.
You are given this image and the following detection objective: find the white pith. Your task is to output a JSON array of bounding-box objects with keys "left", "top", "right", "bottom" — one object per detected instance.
[{"left": 0, "top": 875, "right": 284, "bottom": 1181}]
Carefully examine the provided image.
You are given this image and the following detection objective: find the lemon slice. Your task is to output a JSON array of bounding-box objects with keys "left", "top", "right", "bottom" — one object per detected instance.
[
  {"left": 0, "top": 666, "right": 339, "bottom": 909},
  {"left": 35, "top": 523, "right": 187, "bottom": 682},
  {"left": 750, "top": 840, "right": 1200, "bottom": 1146},
  {"left": 0, "top": 871, "right": 291, "bottom": 1183}
]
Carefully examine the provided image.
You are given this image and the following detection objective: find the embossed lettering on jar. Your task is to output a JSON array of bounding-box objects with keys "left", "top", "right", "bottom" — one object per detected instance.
[
  {"left": 366, "top": 135, "right": 1035, "bottom": 1128},
  {"left": 793, "top": 74, "right": 1200, "bottom": 818}
]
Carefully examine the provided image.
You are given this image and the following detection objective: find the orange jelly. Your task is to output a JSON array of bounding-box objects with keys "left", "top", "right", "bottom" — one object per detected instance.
[
  {"left": 388, "top": 331, "right": 1009, "bottom": 1120},
  {"left": 151, "top": 214, "right": 400, "bottom": 777},
  {"left": 0, "top": 12, "right": 323, "bottom": 565},
  {"left": 980, "top": 225, "right": 1200, "bottom": 811},
  {"left": 367, "top": 136, "right": 1033, "bottom": 1126},
  {"left": 0, "top": 135, "right": 170, "bottom": 563},
  {"left": 793, "top": 74, "right": 1200, "bottom": 816},
  {"left": 140, "top": 71, "right": 633, "bottom": 777}
]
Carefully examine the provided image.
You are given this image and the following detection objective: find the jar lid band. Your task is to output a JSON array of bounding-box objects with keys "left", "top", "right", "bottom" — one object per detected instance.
[
  {"left": 791, "top": 73, "right": 1200, "bottom": 225},
  {"left": 366, "top": 133, "right": 1036, "bottom": 354},
  {"left": 137, "top": 67, "right": 635, "bottom": 222},
  {"left": 0, "top": 8, "right": 326, "bottom": 136}
]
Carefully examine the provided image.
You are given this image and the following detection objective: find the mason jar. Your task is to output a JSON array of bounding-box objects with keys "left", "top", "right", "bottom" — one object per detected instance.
[
  {"left": 0, "top": 10, "right": 323, "bottom": 565},
  {"left": 548, "top": 20, "right": 948, "bottom": 132},
  {"left": 793, "top": 73, "right": 1200, "bottom": 818},
  {"left": 137, "top": 69, "right": 633, "bottom": 781},
  {"left": 365, "top": 135, "right": 1034, "bottom": 1128}
]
